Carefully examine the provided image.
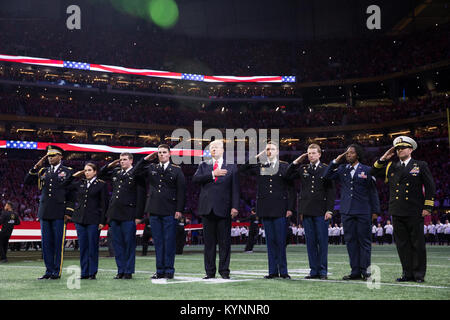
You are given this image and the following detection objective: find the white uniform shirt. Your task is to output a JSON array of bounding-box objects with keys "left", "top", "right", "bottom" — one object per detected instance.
[
  {"left": 376, "top": 227, "right": 383, "bottom": 237},
  {"left": 372, "top": 225, "right": 377, "bottom": 234},
  {"left": 427, "top": 224, "right": 436, "bottom": 235},
  {"left": 444, "top": 223, "right": 450, "bottom": 235},
  {"left": 384, "top": 224, "right": 393, "bottom": 235}
]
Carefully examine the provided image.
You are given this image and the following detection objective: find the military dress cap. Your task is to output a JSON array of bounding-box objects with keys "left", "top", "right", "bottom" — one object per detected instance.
[
  {"left": 46, "top": 145, "right": 64, "bottom": 156},
  {"left": 393, "top": 136, "right": 417, "bottom": 150}
]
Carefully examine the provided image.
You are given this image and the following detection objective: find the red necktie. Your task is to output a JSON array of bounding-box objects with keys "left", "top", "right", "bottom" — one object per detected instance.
[{"left": 213, "top": 160, "right": 218, "bottom": 182}]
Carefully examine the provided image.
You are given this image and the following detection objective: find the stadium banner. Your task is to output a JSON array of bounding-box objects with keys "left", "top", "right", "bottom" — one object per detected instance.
[
  {"left": 0, "top": 53, "right": 296, "bottom": 83},
  {"left": 6, "top": 221, "right": 252, "bottom": 242}
]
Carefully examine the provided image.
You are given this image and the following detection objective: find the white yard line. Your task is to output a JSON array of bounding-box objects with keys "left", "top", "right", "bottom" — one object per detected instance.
[{"left": 0, "top": 265, "right": 448, "bottom": 290}]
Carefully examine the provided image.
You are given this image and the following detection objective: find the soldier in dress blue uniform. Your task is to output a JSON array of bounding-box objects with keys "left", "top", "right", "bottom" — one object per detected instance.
[
  {"left": 323, "top": 144, "right": 380, "bottom": 281},
  {"left": 24, "top": 145, "right": 74, "bottom": 280},
  {"left": 98, "top": 152, "right": 146, "bottom": 280},
  {"left": 286, "top": 144, "right": 336, "bottom": 280},
  {"left": 65, "top": 162, "right": 108, "bottom": 280},
  {"left": 240, "top": 141, "right": 295, "bottom": 279},
  {"left": 371, "top": 136, "right": 435, "bottom": 283},
  {"left": 133, "top": 144, "right": 186, "bottom": 279}
]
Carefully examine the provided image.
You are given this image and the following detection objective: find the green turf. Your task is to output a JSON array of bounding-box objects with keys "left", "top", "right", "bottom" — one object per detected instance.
[{"left": 0, "top": 244, "right": 449, "bottom": 300}]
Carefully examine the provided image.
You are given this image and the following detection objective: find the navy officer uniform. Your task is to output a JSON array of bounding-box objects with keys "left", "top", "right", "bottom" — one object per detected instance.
[
  {"left": 98, "top": 159, "right": 146, "bottom": 279},
  {"left": 24, "top": 145, "right": 74, "bottom": 279},
  {"left": 240, "top": 159, "right": 295, "bottom": 278},
  {"left": 323, "top": 147, "right": 380, "bottom": 280},
  {"left": 371, "top": 136, "right": 435, "bottom": 282},
  {"left": 65, "top": 174, "right": 108, "bottom": 279},
  {"left": 132, "top": 157, "right": 186, "bottom": 279},
  {"left": 286, "top": 160, "right": 335, "bottom": 279}
]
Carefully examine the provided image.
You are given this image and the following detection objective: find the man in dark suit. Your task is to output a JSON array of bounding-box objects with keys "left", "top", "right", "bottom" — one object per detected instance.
[
  {"left": 323, "top": 144, "right": 380, "bottom": 281},
  {"left": 286, "top": 144, "right": 335, "bottom": 280},
  {"left": 371, "top": 136, "right": 435, "bottom": 283},
  {"left": 98, "top": 152, "right": 146, "bottom": 279},
  {"left": 133, "top": 144, "right": 186, "bottom": 279},
  {"left": 193, "top": 139, "right": 239, "bottom": 279},
  {"left": 24, "top": 145, "right": 74, "bottom": 280},
  {"left": 240, "top": 141, "right": 295, "bottom": 279}
]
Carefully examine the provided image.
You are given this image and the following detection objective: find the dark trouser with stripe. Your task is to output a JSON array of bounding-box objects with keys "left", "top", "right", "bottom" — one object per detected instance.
[
  {"left": 75, "top": 223, "right": 100, "bottom": 277},
  {"left": 392, "top": 215, "right": 426, "bottom": 280},
  {"left": 150, "top": 215, "right": 177, "bottom": 275},
  {"left": 262, "top": 217, "right": 288, "bottom": 276},
  {"left": 303, "top": 215, "right": 328, "bottom": 277},
  {"left": 202, "top": 212, "right": 231, "bottom": 277},
  {"left": 110, "top": 220, "right": 136, "bottom": 275},
  {"left": 341, "top": 214, "right": 372, "bottom": 276},
  {"left": 40, "top": 219, "right": 65, "bottom": 277}
]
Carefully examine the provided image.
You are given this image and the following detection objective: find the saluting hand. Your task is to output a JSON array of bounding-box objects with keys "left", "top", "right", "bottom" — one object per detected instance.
[
  {"left": 293, "top": 153, "right": 308, "bottom": 165},
  {"left": 73, "top": 170, "right": 85, "bottom": 178},
  {"left": 34, "top": 154, "right": 48, "bottom": 169},
  {"left": 98, "top": 224, "right": 104, "bottom": 230},
  {"left": 144, "top": 152, "right": 158, "bottom": 161},
  {"left": 175, "top": 212, "right": 183, "bottom": 220},
  {"left": 335, "top": 150, "right": 349, "bottom": 163},
  {"left": 255, "top": 150, "right": 266, "bottom": 159},
  {"left": 324, "top": 212, "right": 333, "bottom": 220},
  {"left": 286, "top": 210, "right": 293, "bottom": 218},
  {"left": 108, "top": 159, "right": 120, "bottom": 168},
  {"left": 380, "top": 146, "right": 396, "bottom": 161}
]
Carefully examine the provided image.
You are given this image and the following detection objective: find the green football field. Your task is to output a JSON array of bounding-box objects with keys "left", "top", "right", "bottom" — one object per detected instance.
[{"left": 0, "top": 244, "right": 449, "bottom": 300}]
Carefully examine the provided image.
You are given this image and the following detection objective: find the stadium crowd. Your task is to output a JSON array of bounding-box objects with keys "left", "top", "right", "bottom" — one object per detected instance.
[{"left": 0, "top": 20, "right": 449, "bottom": 81}]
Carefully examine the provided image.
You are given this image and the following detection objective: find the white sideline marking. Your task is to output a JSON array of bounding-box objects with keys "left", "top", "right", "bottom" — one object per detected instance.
[{"left": 0, "top": 265, "right": 448, "bottom": 290}]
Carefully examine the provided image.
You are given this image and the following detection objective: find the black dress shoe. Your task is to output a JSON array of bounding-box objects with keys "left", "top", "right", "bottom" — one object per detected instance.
[
  {"left": 220, "top": 274, "right": 230, "bottom": 279},
  {"left": 264, "top": 274, "right": 279, "bottom": 279},
  {"left": 280, "top": 274, "right": 291, "bottom": 279},
  {"left": 396, "top": 276, "right": 414, "bottom": 282},
  {"left": 415, "top": 278, "right": 425, "bottom": 283},
  {"left": 361, "top": 273, "right": 371, "bottom": 281},
  {"left": 319, "top": 275, "right": 328, "bottom": 280},
  {"left": 49, "top": 275, "right": 60, "bottom": 280},
  {"left": 79, "top": 276, "right": 90, "bottom": 280},
  {"left": 38, "top": 274, "right": 51, "bottom": 280},
  {"left": 151, "top": 273, "right": 165, "bottom": 279},
  {"left": 203, "top": 275, "right": 215, "bottom": 279},
  {"left": 123, "top": 273, "right": 132, "bottom": 279},
  {"left": 304, "top": 275, "right": 320, "bottom": 279},
  {"left": 114, "top": 273, "right": 124, "bottom": 279},
  {"left": 89, "top": 275, "right": 96, "bottom": 280},
  {"left": 342, "top": 274, "right": 362, "bottom": 280},
  {"left": 165, "top": 273, "right": 174, "bottom": 279}
]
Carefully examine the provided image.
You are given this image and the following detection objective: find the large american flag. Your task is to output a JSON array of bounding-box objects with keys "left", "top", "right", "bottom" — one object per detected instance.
[
  {"left": 1, "top": 140, "right": 205, "bottom": 157},
  {"left": 0, "top": 53, "right": 296, "bottom": 83}
]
